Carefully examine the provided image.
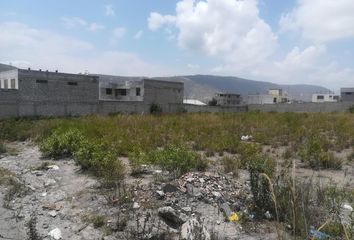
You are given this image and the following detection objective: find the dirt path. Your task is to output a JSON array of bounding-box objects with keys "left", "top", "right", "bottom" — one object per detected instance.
[{"left": 0, "top": 142, "right": 103, "bottom": 240}]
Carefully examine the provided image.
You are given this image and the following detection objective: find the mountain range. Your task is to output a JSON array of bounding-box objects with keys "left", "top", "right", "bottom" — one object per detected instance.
[{"left": 156, "top": 75, "right": 330, "bottom": 102}]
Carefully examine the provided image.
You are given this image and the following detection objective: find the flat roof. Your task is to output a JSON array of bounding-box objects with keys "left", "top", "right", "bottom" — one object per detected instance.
[
  {"left": 18, "top": 68, "right": 99, "bottom": 79},
  {"left": 341, "top": 88, "right": 354, "bottom": 92}
]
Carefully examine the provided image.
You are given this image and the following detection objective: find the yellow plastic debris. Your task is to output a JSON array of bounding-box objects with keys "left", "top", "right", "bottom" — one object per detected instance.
[{"left": 228, "top": 212, "right": 239, "bottom": 222}]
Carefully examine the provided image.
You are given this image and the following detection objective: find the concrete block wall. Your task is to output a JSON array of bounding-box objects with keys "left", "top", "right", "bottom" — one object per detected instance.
[
  {"left": 248, "top": 102, "right": 354, "bottom": 112},
  {"left": 143, "top": 80, "right": 184, "bottom": 112},
  {"left": 183, "top": 104, "right": 248, "bottom": 113},
  {"left": 18, "top": 70, "right": 99, "bottom": 103}
]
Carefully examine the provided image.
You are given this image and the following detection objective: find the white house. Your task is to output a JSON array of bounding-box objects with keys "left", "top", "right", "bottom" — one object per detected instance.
[{"left": 312, "top": 93, "right": 339, "bottom": 103}]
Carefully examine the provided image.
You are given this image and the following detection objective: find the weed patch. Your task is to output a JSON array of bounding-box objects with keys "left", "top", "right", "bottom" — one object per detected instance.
[
  {"left": 299, "top": 136, "right": 342, "bottom": 169},
  {"left": 130, "top": 144, "right": 207, "bottom": 178},
  {"left": 0, "top": 141, "right": 6, "bottom": 154}
]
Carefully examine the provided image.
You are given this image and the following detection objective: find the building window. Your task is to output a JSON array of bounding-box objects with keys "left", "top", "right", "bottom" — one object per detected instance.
[
  {"left": 115, "top": 89, "right": 127, "bottom": 96},
  {"left": 36, "top": 79, "right": 48, "bottom": 84},
  {"left": 136, "top": 88, "right": 141, "bottom": 96},
  {"left": 317, "top": 95, "right": 324, "bottom": 100},
  {"left": 68, "top": 82, "right": 78, "bottom": 86},
  {"left": 106, "top": 88, "right": 112, "bottom": 95},
  {"left": 273, "top": 97, "right": 277, "bottom": 103},
  {"left": 334, "top": 96, "right": 339, "bottom": 100}
]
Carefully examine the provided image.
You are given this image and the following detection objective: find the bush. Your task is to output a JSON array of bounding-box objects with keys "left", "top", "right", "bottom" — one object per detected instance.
[
  {"left": 0, "top": 141, "right": 6, "bottom": 154},
  {"left": 40, "top": 128, "right": 125, "bottom": 186},
  {"left": 222, "top": 156, "right": 240, "bottom": 177},
  {"left": 238, "top": 142, "right": 262, "bottom": 167},
  {"left": 129, "top": 144, "right": 207, "bottom": 177},
  {"left": 150, "top": 103, "right": 163, "bottom": 114},
  {"left": 299, "top": 137, "right": 342, "bottom": 169},
  {"left": 92, "top": 215, "right": 105, "bottom": 228},
  {"left": 348, "top": 105, "right": 354, "bottom": 113},
  {"left": 151, "top": 144, "right": 207, "bottom": 177},
  {"left": 248, "top": 154, "right": 276, "bottom": 217},
  {"left": 208, "top": 98, "right": 217, "bottom": 106},
  {"left": 40, "top": 129, "right": 85, "bottom": 158}
]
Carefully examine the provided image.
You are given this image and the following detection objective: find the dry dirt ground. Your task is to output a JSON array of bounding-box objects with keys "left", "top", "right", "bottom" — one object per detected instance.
[{"left": 0, "top": 141, "right": 352, "bottom": 240}]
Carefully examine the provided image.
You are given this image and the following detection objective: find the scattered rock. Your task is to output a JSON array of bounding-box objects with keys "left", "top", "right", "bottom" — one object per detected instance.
[
  {"left": 181, "top": 207, "right": 192, "bottom": 213},
  {"left": 47, "top": 165, "right": 60, "bottom": 170},
  {"left": 241, "top": 135, "right": 253, "bottom": 141},
  {"left": 158, "top": 206, "right": 187, "bottom": 228},
  {"left": 156, "top": 190, "right": 165, "bottom": 199},
  {"left": 48, "top": 228, "right": 62, "bottom": 240},
  {"left": 48, "top": 210, "right": 58, "bottom": 217},
  {"left": 180, "top": 218, "right": 210, "bottom": 240},
  {"left": 343, "top": 204, "right": 353, "bottom": 211},
  {"left": 133, "top": 202, "right": 140, "bottom": 209},
  {"left": 44, "top": 179, "right": 56, "bottom": 187},
  {"left": 212, "top": 191, "right": 221, "bottom": 198},
  {"left": 162, "top": 183, "right": 179, "bottom": 193},
  {"left": 264, "top": 211, "right": 272, "bottom": 220}
]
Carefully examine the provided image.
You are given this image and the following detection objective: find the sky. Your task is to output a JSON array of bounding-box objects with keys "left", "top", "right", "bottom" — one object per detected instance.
[{"left": 1, "top": 0, "right": 354, "bottom": 91}]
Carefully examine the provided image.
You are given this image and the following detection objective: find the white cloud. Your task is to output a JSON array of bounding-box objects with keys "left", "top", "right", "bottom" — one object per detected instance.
[
  {"left": 61, "top": 17, "right": 105, "bottom": 32},
  {"left": 246, "top": 45, "right": 354, "bottom": 89},
  {"left": 187, "top": 63, "right": 200, "bottom": 70},
  {"left": 88, "top": 23, "right": 105, "bottom": 32},
  {"left": 134, "top": 30, "right": 143, "bottom": 39},
  {"left": 149, "top": 0, "right": 277, "bottom": 70},
  {"left": 146, "top": 0, "right": 354, "bottom": 89},
  {"left": 148, "top": 12, "right": 176, "bottom": 31},
  {"left": 105, "top": 4, "right": 115, "bottom": 17},
  {"left": 279, "top": 0, "right": 354, "bottom": 42},
  {"left": 0, "top": 21, "right": 167, "bottom": 76},
  {"left": 61, "top": 17, "right": 87, "bottom": 28},
  {"left": 112, "top": 27, "right": 126, "bottom": 39}
]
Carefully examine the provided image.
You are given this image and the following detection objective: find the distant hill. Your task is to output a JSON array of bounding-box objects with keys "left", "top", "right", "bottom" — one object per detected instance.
[{"left": 156, "top": 75, "right": 331, "bottom": 102}]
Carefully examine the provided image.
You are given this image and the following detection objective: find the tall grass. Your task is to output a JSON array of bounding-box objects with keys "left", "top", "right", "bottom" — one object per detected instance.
[{"left": 1, "top": 113, "right": 353, "bottom": 155}]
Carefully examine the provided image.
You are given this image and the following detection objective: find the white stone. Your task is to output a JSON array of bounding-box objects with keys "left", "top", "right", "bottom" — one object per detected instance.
[
  {"left": 343, "top": 204, "right": 353, "bottom": 211},
  {"left": 44, "top": 179, "right": 56, "bottom": 187},
  {"left": 212, "top": 191, "right": 221, "bottom": 198},
  {"left": 48, "top": 228, "right": 62, "bottom": 239},
  {"left": 181, "top": 218, "right": 210, "bottom": 240},
  {"left": 47, "top": 165, "right": 60, "bottom": 170},
  {"left": 133, "top": 202, "right": 140, "bottom": 209},
  {"left": 48, "top": 210, "right": 58, "bottom": 217}
]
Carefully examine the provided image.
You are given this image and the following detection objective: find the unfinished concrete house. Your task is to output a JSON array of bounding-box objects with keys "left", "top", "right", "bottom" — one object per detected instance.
[
  {"left": 341, "top": 88, "right": 354, "bottom": 102},
  {"left": 0, "top": 64, "right": 184, "bottom": 118},
  {"left": 98, "top": 75, "right": 184, "bottom": 113},
  {"left": 0, "top": 67, "right": 99, "bottom": 118},
  {"left": 214, "top": 93, "right": 242, "bottom": 106}
]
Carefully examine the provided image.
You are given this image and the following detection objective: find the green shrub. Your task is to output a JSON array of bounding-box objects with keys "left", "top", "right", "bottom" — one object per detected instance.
[
  {"left": 151, "top": 144, "right": 207, "bottom": 176},
  {"left": 222, "top": 156, "right": 240, "bottom": 177},
  {"left": 128, "top": 150, "right": 149, "bottom": 175},
  {"left": 238, "top": 142, "right": 262, "bottom": 167},
  {"left": 348, "top": 105, "right": 354, "bottom": 113},
  {"left": 0, "top": 141, "right": 6, "bottom": 154},
  {"left": 40, "top": 129, "right": 85, "bottom": 158},
  {"left": 130, "top": 144, "right": 207, "bottom": 177},
  {"left": 248, "top": 154, "right": 276, "bottom": 216},
  {"left": 92, "top": 215, "right": 105, "bottom": 228},
  {"left": 40, "top": 128, "right": 125, "bottom": 186},
  {"left": 150, "top": 103, "right": 163, "bottom": 114},
  {"left": 299, "top": 137, "right": 342, "bottom": 169}
]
